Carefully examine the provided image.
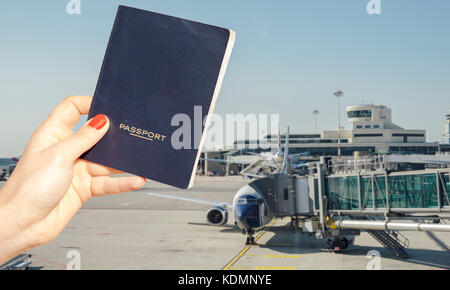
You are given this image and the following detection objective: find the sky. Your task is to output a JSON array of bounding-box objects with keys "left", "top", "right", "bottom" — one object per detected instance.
[{"left": 0, "top": 0, "right": 449, "bottom": 156}]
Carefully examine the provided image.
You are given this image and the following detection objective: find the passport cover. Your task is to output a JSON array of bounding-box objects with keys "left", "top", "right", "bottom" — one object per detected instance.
[{"left": 82, "top": 6, "right": 235, "bottom": 189}]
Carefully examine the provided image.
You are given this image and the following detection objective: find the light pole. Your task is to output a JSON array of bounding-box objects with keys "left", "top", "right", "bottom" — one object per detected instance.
[
  {"left": 334, "top": 90, "right": 344, "bottom": 159},
  {"left": 312, "top": 110, "right": 319, "bottom": 133}
]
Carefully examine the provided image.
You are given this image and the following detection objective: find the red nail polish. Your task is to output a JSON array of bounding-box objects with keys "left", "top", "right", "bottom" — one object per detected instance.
[{"left": 88, "top": 114, "right": 107, "bottom": 130}]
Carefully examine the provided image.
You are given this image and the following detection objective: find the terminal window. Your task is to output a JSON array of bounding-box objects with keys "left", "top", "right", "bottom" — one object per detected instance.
[
  {"left": 348, "top": 110, "right": 372, "bottom": 118},
  {"left": 354, "top": 133, "right": 383, "bottom": 137}
]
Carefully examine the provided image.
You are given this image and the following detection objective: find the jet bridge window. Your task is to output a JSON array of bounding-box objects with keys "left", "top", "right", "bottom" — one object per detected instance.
[
  {"left": 442, "top": 173, "right": 450, "bottom": 207},
  {"left": 361, "top": 176, "right": 374, "bottom": 209},
  {"left": 388, "top": 173, "right": 438, "bottom": 208},
  {"left": 324, "top": 176, "right": 360, "bottom": 210}
]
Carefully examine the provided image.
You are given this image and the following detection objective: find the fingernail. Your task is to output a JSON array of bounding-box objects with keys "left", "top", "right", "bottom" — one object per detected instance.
[
  {"left": 88, "top": 114, "right": 107, "bottom": 130},
  {"left": 140, "top": 177, "right": 147, "bottom": 183}
]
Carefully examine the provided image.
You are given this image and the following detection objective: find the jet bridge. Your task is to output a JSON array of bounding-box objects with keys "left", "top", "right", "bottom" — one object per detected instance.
[
  {"left": 310, "top": 156, "right": 450, "bottom": 215},
  {"left": 248, "top": 155, "right": 450, "bottom": 256},
  {"left": 249, "top": 157, "right": 450, "bottom": 218}
]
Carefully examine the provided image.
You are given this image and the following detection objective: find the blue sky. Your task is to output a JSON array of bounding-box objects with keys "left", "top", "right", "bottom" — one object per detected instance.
[{"left": 0, "top": 0, "right": 449, "bottom": 156}]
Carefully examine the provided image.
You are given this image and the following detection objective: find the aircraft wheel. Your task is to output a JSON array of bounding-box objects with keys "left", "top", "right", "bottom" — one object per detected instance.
[
  {"left": 290, "top": 219, "right": 299, "bottom": 231},
  {"left": 289, "top": 222, "right": 295, "bottom": 231},
  {"left": 331, "top": 237, "right": 349, "bottom": 252}
]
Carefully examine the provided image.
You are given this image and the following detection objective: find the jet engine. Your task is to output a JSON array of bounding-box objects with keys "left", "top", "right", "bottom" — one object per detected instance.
[{"left": 206, "top": 206, "right": 228, "bottom": 225}]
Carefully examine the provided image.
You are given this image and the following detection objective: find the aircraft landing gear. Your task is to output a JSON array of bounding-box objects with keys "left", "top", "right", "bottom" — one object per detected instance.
[
  {"left": 289, "top": 217, "right": 300, "bottom": 231},
  {"left": 245, "top": 229, "right": 256, "bottom": 245},
  {"left": 329, "top": 237, "right": 349, "bottom": 253}
]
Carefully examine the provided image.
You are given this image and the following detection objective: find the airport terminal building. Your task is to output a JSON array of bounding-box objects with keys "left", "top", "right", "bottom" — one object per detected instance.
[
  {"left": 273, "top": 104, "right": 439, "bottom": 156},
  {"left": 208, "top": 104, "right": 447, "bottom": 157},
  {"left": 200, "top": 104, "right": 450, "bottom": 175}
]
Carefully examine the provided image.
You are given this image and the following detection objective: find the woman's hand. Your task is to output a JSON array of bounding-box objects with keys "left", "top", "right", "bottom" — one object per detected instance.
[{"left": 0, "top": 96, "right": 146, "bottom": 264}]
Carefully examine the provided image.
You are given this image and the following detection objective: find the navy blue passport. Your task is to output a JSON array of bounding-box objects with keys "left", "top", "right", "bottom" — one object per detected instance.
[{"left": 82, "top": 6, "right": 235, "bottom": 189}]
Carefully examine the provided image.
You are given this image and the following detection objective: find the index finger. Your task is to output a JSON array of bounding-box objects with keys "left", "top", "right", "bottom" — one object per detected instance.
[{"left": 45, "top": 95, "right": 93, "bottom": 130}]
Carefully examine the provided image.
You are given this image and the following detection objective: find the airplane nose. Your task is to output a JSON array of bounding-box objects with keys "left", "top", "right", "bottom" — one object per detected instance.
[{"left": 236, "top": 204, "right": 260, "bottom": 229}]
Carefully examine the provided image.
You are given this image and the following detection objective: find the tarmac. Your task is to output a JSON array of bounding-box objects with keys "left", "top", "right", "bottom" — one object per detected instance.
[{"left": 1, "top": 176, "right": 449, "bottom": 270}]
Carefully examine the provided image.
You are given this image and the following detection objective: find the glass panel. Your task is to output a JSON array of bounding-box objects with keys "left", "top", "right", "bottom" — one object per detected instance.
[
  {"left": 325, "top": 176, "right": 360, "bottom": 210},
  {"left": 388, "top": 175, "right": 408, "bottom": 208},
  {"left": 442, "top": 173, "right": 450, "bottom": 207},
  {"left": 348, "top": 110, "right": 372, "bottom": 118},
  {"left": 388, "top": 173, "right": 438, "bottom": 208},
  {"left": 361, "top": 176, "right": 374, "bottom": 208},
  {"left": 422, "top": 174, "right": 438, "bottom": 208},
  {"left": 374, "top": 176, "right": 387, "bottom": 208},
  {"left": 388, "top": 175, "right": 406, "bottom": 208}
]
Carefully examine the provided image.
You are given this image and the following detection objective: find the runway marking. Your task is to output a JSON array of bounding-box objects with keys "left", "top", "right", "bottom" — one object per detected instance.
[
  {"left": 227, "top": 266, "right": 251, "bottom": 270},
  {"left": 264, "top": 254, "right": 300, "bottom": 259},
  {"left": 255, "top": 266, "right": 296, "bottom": 270},
  {"left": 222, "top": 219, "right": 277, "bottom": 270},
  {"left": 244, "top": 254, "right": 300, "bottom": 258}
]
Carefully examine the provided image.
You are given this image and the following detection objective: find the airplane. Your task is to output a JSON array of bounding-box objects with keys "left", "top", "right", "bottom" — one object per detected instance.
[
  {"left": 147, "top": 182, "right": 273, "bottom": 245},
  {"left": 149, "top": 128, "right": 327, "bottom": 246},
  {"left": 147, "top": 128, "right": 296, "bottom": 245}
]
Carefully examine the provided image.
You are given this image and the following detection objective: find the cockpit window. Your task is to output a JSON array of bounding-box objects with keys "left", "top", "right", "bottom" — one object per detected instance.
[
  {"left": 237, "top": 197, "right": 258, "bottom": 204},
  {"left": 237, "top": 198, "right": 247, "bottom": 204}
]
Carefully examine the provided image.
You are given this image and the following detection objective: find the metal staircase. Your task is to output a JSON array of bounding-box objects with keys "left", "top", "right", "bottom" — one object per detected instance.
[{"left": 353, "top": 216, "right": 410, "bottom": 258}]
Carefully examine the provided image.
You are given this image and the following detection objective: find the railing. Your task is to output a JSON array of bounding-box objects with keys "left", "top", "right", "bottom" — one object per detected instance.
[{"left": 327, "top": 155, "right": 386, "bottom": 175}]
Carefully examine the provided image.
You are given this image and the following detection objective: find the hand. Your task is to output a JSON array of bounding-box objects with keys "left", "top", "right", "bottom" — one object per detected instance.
[{"left": 0, "top": 96, "right": 146, "bottom": 264}]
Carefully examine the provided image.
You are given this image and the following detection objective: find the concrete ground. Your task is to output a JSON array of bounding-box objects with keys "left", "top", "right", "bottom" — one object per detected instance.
[{"left": 1, "top": 176, "right": 449, "bottom": 270}]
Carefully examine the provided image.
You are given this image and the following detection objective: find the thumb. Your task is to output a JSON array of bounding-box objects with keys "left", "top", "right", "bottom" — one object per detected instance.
[{"left": 53, "top": 114, "right": 109, "bottom": 161}]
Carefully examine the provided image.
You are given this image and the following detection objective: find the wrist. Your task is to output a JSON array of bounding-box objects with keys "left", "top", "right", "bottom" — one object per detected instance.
[{"left": 0, "top": 188, "right": 36, "bottom": 265}]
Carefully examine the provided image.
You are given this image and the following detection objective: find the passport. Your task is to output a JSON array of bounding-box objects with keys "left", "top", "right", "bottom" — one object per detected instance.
[{"left": 82, "top": 6, "right": 235, "bottom": 189}]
